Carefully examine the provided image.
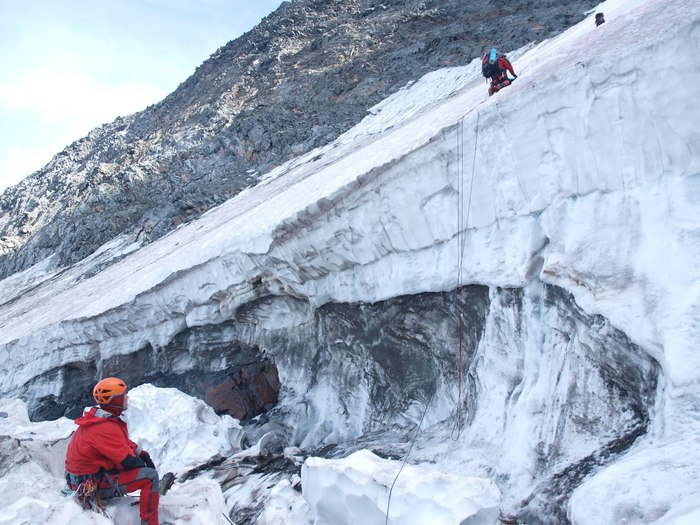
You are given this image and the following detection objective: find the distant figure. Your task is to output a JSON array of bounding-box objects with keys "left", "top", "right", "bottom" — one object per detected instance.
[
  {"left": 65, "top": 377, "right": 161, "bottom": 525},
  {"left": 481, "top": 48, "right": 518, "bottom": 96},
  {"left": 595, "top": 12, "right": 605, "bottom": 27}
]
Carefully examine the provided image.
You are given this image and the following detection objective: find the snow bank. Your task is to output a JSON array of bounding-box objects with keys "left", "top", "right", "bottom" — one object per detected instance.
[
  {"left": 652, "top": 493, "right": 700, "bottom": 525},
  {"left": 569, "top": 435, "right": 700, "bottom": 525},
  {"left": 301, "top": 449, "right": 500, "bottom": 525},
  {"left": 0, "top": 398, "right": 74, "bottom": 525}
]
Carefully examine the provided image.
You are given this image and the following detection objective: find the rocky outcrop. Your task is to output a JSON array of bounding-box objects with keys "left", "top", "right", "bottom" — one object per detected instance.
[{"left": 0, "top": 0, "right": 599, "bottom": 280}]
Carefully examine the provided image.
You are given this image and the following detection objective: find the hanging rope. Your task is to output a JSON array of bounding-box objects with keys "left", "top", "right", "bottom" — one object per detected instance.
[
  {"left": 454, "top": 115, "right": 466, "bottom": 437},
  {"left": 452, "top": 110, "right": 480, "bottom": 441},
  {"left": 384, "top": 388, "right": 436, "bottom": 525},
  {"left": 384, "top": 107, "right": 482, "bottom": 523}
]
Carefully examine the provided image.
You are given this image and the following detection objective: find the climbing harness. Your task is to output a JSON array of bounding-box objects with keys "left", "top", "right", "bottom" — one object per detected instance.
[
  {"left": 102, "top": 470, "right": 124, "bottom": 497},
  {"left": 452, "top": 109, "right": 480, "bottom": 441},
  {"left": 65, "top": 469, "right": 123, "bottom": 517}
]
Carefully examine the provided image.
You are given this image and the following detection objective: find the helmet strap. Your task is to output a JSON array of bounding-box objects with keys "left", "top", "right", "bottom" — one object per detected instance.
[
  {"left": 99, "top": 394, "right": 125, "bottom": 415},
  {"left": 98, "top": 404, "right": 123, "bottom": 416}
]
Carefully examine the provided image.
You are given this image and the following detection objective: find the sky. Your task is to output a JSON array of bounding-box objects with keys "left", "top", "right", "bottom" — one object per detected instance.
[{"left": 0, "top": 0, "right": 284, "bottom": 193}]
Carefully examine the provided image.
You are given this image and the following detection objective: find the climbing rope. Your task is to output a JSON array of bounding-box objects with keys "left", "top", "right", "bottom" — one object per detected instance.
[
  {"left": 452, "top": 109, "right": 480, "bottom": 441},
  {"left": 222, "top": 511, "right": 237, "bottom": 524},
  {"left": 384, "top": 388, "right": 436, "bottom": 525},
  {"left": 384, "top": 107, "right": 482, "bottom": 522},
  {"left": 454, "top": 114, "right": 466, "bottom": 437}
]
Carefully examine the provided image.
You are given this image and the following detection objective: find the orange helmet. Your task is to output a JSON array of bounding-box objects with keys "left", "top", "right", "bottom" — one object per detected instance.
[{"left": 93, "top": 377, "right": 127, "bottom": 406}]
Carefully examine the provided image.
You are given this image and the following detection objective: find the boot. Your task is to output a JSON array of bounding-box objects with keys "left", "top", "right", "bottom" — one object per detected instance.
[{"left": 158, "top": 472, "right": 175, "bottom": 496}]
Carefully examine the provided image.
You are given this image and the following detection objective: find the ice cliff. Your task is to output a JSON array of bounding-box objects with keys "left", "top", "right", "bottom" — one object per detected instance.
[{"left": 1, "top": 0, "right": 699, "bottom": 523}]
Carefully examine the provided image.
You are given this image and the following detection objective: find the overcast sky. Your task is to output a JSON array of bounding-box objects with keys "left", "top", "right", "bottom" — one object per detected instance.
[{"left": 0, "top": 0, "right": 284, "bottom": 193}]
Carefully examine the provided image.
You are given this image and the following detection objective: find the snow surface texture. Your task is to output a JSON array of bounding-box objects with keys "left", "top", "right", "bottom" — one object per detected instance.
[
  {"left": 302, "top": 450, "right": 500, "bottom": 525},
  {"left": 1, "top": 0, "right": 699, "bottom": 523}
]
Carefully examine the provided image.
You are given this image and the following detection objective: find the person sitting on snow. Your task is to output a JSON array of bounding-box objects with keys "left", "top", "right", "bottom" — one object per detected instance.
[
  {"left": 481, "top": 48, "right": 518, "bottom": 96},
  {"left": 65, "top": 377, "right": 161, "bottom": 525}
]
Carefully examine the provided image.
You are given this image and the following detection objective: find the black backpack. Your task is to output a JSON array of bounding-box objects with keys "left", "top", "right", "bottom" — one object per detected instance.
[
  {"left": 482, "top": 60, "right": 500, "bottom": 78},
  {"left": 482, "top": 49, "right": 503, "bottom": 78}
]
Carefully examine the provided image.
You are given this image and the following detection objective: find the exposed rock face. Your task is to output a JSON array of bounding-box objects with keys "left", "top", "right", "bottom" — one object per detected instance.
[
  {"left": 0, "top": 0, "right": 598, "bottom": 280},
  {"left": 206, "top": 360, "right": 280, "bottom": 420},
  {"left": 25, "top": 321, "right": 281, "bottom": 421}
]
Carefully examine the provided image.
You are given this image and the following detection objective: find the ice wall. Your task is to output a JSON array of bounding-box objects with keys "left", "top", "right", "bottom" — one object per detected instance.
[{"left": 0, "top": 0, "right": 698, "bottom": 522}]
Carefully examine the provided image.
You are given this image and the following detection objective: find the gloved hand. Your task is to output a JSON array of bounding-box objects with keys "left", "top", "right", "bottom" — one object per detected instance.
[{"left": 139, "top": 450, "right": 156, "bottom": 470}]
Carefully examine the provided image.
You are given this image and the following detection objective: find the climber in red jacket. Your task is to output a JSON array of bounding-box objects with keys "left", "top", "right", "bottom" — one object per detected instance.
[
  {"left": 482, "top": 48, "right": 518, "bottom": 96},
  {"left": 65, "top": 377, "right": 160, "bottom": 525}
]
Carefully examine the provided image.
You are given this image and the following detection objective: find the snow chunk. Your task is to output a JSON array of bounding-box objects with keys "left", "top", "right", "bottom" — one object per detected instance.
[
  {"left": 0, "top": 397, "right": 74, "bottom": 443},
  {"left": 231, "top": 430, "right": 278, "bottom": 460},
  {"left": 258, "top": 478, "right": 314, "bottom": 525},
  {"left": 125, "top": 384, "right": 244, "bottom": 475},
  {"left": 158, "top": 477, "right": 230, "bottom": 525},
  {"left": 301, "top": 449, "right": 500, "bottom": 525}
]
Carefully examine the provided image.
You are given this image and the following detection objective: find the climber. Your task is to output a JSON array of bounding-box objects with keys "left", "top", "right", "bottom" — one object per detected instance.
[
  {"left": 481, "top": 47, "right": 517, "bottom": 96},
  {"left": 65, "top": 377, "right": 161, "bottom": 525},
  {"left": 595, "top": 12, "right": 605, "bottom": 27}
]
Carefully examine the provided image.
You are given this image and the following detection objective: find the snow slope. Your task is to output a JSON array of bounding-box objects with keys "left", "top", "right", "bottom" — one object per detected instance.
[{"left": 1, "top": 0, "right": 699, "bottom": 523}]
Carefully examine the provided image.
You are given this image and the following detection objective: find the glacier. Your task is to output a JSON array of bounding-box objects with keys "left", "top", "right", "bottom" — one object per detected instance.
[{"left": 1, "top": 0, "right": 699, "bottom": 523}]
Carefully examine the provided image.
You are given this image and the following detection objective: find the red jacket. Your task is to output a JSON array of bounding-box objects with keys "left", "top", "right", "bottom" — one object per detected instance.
[{"left": 65, "top": 407, "right": 140, "bottom": 475}]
